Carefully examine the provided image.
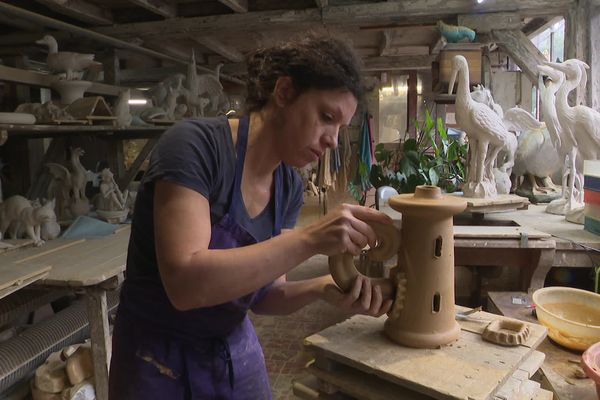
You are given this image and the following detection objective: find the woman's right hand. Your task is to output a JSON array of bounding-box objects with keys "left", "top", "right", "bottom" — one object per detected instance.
[{"left": 299, "top": 203, "right": 393, "bottom": 257}]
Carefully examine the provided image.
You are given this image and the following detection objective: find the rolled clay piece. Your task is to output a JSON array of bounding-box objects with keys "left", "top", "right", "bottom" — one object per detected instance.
[
  {"left": 328, "top": 220, "right": 400, "bottom": 299},
  {"left": 34, "top": 352, "right": 68, "bottom": 394},
  {"left": 65, "top": 345, "right": 93, "bottom": 385}
]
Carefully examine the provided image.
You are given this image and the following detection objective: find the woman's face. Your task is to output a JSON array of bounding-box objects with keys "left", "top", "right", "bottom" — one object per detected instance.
[{"left": 275, "top": 87, "right": 358, "bottom": 167}]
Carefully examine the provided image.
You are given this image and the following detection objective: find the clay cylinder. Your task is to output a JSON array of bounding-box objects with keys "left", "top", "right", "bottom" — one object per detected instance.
[{"left": 385, "top": 185, "right": 466, "bottom": 348}]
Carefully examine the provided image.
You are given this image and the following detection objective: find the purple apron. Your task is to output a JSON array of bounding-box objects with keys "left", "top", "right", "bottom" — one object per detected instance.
[{"left": 109, "top": 116, "right": 282, "bottom": 399}]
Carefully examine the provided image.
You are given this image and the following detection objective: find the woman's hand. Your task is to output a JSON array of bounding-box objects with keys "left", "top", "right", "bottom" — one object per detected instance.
[
  {"left": 322, "top": 275, "right": 393, "bottom": 317},
  {"left": 300, "top": 204, "right": 393, "bottom": 257}
]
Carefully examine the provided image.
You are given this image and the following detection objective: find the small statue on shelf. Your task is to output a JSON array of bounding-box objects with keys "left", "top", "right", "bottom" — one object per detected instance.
[
  {"left": 0, "top": 195, "right": 57, "bottom": 247},
  {"left": 36, "top": 35, "right": 101, "bottom": 81},
  {"left": 46, "top": 147, "right": 90, "bottom": 220},
  {"left": 95, "top": 168, "right": 129, "bottom": 224}
]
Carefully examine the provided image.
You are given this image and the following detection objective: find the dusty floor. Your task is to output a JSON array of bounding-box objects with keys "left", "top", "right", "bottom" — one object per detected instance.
[{"left": 249, "top": 194, "right": 353, "bottom": 400}]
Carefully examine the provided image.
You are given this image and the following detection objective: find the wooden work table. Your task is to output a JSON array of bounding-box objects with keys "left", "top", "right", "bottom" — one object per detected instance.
[
  {"left": 488, "top": 291, "right": 597, "bottom": 400},
  {"left": 0, "top": 226, "right": 130, "bottom": 400}
]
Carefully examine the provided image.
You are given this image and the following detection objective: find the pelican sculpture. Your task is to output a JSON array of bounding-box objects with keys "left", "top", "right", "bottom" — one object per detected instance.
[{"left": 449, "top": 55, "right": 513, "bottom": 198}]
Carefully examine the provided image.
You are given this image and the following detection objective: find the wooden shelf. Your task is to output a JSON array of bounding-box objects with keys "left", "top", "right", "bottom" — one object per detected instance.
[{"left": 0, "top": 123, "right": 168, "bottom": 140}]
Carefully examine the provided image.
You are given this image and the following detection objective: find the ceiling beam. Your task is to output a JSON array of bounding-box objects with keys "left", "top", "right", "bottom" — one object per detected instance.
[
  {"left": 218, "top": 0, "right": 248, "bottom": 13},
  {"left": 491, "top": 29, "right": 547, "bottom": 84},
  {"left": 93, "top": 1, "right": 574, "bottom": 38},
  {"left": 191, "top": 36, "right": 245, "bottom": 63},
  {"left": 34, "top": 0, "right": 113, "bottom": 25},
  {"left": 363, "top": 55, "right": 435, "bottom": 72},
  {"left": 127, "top": 0, "right": 177, "bottom": 18},
  {"left": 0, "top": 2, "right": 244, "bottom": 85},
  {"left": 457, "top": 12, "right": 522, "bottom": 33}
]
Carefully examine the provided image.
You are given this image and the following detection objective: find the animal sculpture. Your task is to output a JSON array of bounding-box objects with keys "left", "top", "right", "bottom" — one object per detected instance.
[
  {"left": 449, "top": 56, "right": 513, "bottom": 198},
  {"left": 46, "top": 147, "right": 90, "bottom": 219},
  {"left": 437, "top": 20, "right": 476, "bottom": 43},
  {"left": 0, "top": 196, "right": 56, "bottom": 246},
  {"left": 545, "top": 59, "right": 600, "bottom": 217},
  {"left": 36, "top": 35, "right": 101, "bottom": 80}
]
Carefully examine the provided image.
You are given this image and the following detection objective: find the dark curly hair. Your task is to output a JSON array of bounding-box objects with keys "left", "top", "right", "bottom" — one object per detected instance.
[{"left": 245, "top": 35, "right": 364, "bottom": 113}]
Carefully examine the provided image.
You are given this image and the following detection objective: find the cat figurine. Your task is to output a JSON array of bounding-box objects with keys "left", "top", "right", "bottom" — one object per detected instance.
[{"left": 0, "top": 195, "right": 57, "bottom": 247}]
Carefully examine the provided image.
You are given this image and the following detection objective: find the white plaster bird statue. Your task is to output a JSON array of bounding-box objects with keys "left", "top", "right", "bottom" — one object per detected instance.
[
  {"left": 544, "top": 59, "right": 600, "bottom": 222},
  {"left": 36, "top": 35, "right": 101, "bottom": 80},
  {"left": 449, "top": 55, "right": 513, "bottom": 198},
  {"left": 197, "top": 63, "right": 224, "bottom": 114},
  {"left": 114, "top": 89, "right": 132, "bottom": 128}
]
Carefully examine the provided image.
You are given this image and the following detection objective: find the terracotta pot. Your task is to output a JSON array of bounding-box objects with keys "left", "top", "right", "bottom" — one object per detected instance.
[{"left": 329, "top": 185, "right": 467, "bottom": 348}]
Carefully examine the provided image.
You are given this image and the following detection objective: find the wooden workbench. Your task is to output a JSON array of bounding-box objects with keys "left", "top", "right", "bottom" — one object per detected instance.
[
  {"left": 300, "top": 306, "right": 551, "bottom": 400},
  {"left": 488, "top": 291, "right": 597, "bottom": 400},
  {"left": 0, "top": 227, "right": 130, "bottom": 400}
]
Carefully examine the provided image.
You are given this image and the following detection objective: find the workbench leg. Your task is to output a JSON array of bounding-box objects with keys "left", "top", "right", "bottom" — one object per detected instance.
[
  {"left": 86, "top": 287, "right": 110, "bottom": 400},
  {"left": 527, "top": 248, "right": 556, "bottom": 294}
]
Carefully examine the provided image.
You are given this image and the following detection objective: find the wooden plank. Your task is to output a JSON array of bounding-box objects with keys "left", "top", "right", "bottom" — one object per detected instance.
[
  {"left": 218, "top": 0, "right": 248, "bottom": 13},
  {"left": 308, "top": 362, "right": 432, "bottom": 400},
  {"left": 34, "top": 0, "right": 113, "bottom": 25},
  {"left": 363, "top": 55, "right": 434, "bottom": 72},
  {"left": 37, "top": 227, "right": 131, "bottom": 287},
  {"left": 491, "top": 29, "right": 547, "bottom": 84},
  {"left": 0, "top": 260, "right": 51, "bottom": 293},
  {"left": 0, "top": 270, "right": 49, "bottom": 300},
  {"left": 94, "top": 1, "right": 574, "bottom": 38},
  {"left": 191, "top": 36, "right": 245, "bottom": 63},
  {"left": 458, "top": 13, "right": 523, "bottom": 33},
  {"left": 0, "top": 239, "right": 34, "bottom": 254},
  {"left": 0, "top": 239, "right": 86, "bottom": 265},
  {"left": 127, "top": 0, "right": 177, "bottom": 18},
  {"left": 87, "top": 287, "right": 110, "bottom": 400},
  {"left": 0, "top": 65, "right": 144, "bottom": 98},
  {"left": 455, "top": 306, "right": 547, "bottom": 349},
  {"left": 453, "top": 226, "right": 551, "bottom": 239},
  {"left": 304, "top": 313, "right": 545, "bottom": 400}
]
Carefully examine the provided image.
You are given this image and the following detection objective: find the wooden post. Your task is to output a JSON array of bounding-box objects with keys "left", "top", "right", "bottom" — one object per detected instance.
[
  {"left": 407, "top": 71, "right": 417, "bottom": 137},
  {"left": 102, "top": 49, "right": 120, "bottom": 86},
  {"left": 86, "top": 287, "right": 110, "bottom": 400}
]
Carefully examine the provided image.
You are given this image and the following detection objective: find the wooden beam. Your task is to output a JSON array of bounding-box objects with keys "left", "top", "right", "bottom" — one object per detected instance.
[
  {"left": 491, "top": 29, "right": 546, "bottom": 84},
  {"left": 315, "top": 0, "right": 328, "bottom": 8},
  {"left": 94, "top": 1, "right": 574, "bottom": 38},
  {"left": 0, "top": 64, "right": 144, "bottom": 97},
  {"left": 191, "top": 36, "right": 245, "bottom": 63},
  {"left": 218, "top": 0, "right": 248, "bottom": 13},
  {"left": 127, "top": 0, "right": 176, "bottom": 18},
  {"left": 457, "top": 13, "right": 522, "bottom": 33},
  {"left": 34, "top": 0, "right": 113, "bottom": 25},
  {"left": 119, "top": 66, "right": 185, "bottom": 82},
  {"left": 363, "top": 55, "right": 434, "bottom": 72},
  {"left": 378, "top": 30, "right": 394, "bottom": 57},
  {"left": 0, "top": 15, "right": 40, "bottom": 31},
  {"left": 381, "top": 46, "right": 430, "bottom": 57}
]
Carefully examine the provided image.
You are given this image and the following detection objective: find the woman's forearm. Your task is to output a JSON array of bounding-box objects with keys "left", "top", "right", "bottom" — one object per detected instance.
[
  {"left": 250, "top": 275, "right": 333, "bottom": 315},
  {"left": 160, "top": 228, "right": 318, "bottom": 310}
]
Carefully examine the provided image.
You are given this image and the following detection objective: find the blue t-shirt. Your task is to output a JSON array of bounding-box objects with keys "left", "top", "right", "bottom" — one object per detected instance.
[{"left": 125, "top": 117, "right": 304, "bottom": 282}]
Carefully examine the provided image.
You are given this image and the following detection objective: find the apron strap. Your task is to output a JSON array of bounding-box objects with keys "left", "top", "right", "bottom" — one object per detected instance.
[{"left": 231, "top": 116, "right": 284, "bottom": 237}]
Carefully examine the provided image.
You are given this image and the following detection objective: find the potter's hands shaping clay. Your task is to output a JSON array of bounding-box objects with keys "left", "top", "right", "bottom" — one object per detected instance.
[
  {"left": 323, "top": 274, "right": 393, "bottom": 317},
  {"left": 299, "top": 203, "right": 393, "bottom": 257}
]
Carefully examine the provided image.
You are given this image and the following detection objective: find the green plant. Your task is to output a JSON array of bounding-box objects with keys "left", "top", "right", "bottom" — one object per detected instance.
[{"left": 367, "top": 109, "right": 468, "bottom": 194}]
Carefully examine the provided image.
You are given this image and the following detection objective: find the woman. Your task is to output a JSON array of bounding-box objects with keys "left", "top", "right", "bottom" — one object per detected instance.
[{"left": 109, "top": 36, "right": 393, "bottom": 399}]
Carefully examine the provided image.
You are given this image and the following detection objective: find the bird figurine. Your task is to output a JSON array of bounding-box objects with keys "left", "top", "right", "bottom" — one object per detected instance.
[
  {"left": 197, "top": 63, "right": 224, "bottom": 114},
  {"left": 437, "top": 20, "right": 476, "bottom": 43},
  {"left": 544, "top": 59, "right": 600, "bottom": 222},
  {"left": 449, "top": 55, "right": 513, "bottom": 198},
  {"left": 36, "top": 35, "right": 102, "bottom": 80}
]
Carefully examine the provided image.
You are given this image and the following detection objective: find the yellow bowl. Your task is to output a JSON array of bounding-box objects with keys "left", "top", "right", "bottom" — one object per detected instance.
[{"left": 532, "top": 287, "right": 600, "bottom": 351}]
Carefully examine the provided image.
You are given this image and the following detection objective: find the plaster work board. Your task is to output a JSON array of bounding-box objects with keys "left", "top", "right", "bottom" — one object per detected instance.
[{"left": 304, "top": 309, "right": 547, "bottom": 400}]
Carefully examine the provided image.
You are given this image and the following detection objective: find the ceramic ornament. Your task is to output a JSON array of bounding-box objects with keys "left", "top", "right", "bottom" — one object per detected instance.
[{"left": 329, "top": 185, "right": 467, "bottom": 348}]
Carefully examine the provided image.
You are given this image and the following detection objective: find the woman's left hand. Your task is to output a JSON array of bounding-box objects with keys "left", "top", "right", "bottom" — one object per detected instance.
[{"left": 322, "top": 275, "right": 393, "bottom": 317}]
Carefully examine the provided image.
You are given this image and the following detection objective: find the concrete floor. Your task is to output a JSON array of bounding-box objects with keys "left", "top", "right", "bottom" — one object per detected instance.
[{"left": 249, "top": 195, "right": 352, "bottom": 400}]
